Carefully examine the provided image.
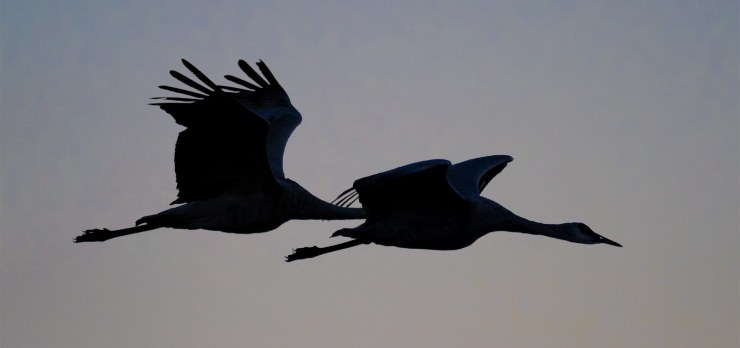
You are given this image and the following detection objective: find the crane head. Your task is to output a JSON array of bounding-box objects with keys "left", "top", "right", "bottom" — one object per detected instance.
[{"left": 572, "top": 223, "right": 622, "bottom": 247}]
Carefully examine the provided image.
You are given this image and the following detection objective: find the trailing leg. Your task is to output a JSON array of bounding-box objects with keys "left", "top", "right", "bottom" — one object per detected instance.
[
  {"left": 285, "top": 239, "right": 366, "bottom": 262},
  {"left": 75, "top": 224, "right": 160, "bottom": 243}
]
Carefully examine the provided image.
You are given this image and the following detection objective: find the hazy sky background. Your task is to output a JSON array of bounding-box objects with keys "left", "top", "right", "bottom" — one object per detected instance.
[{"left": 2, "top": 1, "right": 737, "bottom": 347}]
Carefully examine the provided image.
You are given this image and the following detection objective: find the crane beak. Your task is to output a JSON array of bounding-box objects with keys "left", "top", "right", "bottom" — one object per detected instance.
[{"left": 600, "top": 236, "right": 622, "bottom": 247}]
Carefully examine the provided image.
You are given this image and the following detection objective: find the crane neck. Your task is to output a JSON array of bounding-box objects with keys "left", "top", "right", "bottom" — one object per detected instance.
[
  {"left": 501, "top": 217, "right": 573, "bottom": 241},
  {"left": 477, "top": 199, "right": 575, "bottom": 243}
]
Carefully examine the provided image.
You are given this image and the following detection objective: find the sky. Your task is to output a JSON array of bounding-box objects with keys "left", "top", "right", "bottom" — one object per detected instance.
[{"left": 1, "top": 1, "right": 738, "bottom": 347}]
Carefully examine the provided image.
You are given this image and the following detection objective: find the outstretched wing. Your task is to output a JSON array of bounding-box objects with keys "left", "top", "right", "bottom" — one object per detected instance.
[
  {"left": 224, "top": 60, "right": 302, "bottom": 179},
  {"left": 152, "top": 59, "right": 276, "bottom": 204},
  {"left": 446, "top": 155, "right": 513, "bottom": 199},
  {"left": 333, "top": 159, "right": 457, "bottom": 218}
]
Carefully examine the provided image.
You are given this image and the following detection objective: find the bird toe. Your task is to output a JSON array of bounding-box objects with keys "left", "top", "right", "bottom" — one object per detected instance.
[{"left": 74, "top": 228, "right": 110, "bottom": 243}]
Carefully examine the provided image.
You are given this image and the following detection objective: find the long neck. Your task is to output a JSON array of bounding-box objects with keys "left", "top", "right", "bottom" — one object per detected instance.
[
  {"left": 478, "top": 199, "right": 575, "bottom": 243},
  {"left": 284, "top": 180, "right": 366, "bottom": 220},
  {"left": 502, "top": 217, "right": 574, "bottom": 242}
]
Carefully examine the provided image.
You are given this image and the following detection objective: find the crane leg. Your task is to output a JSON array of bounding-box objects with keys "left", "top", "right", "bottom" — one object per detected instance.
[
  {"left": 74, "top": 224, "right": 159, "bottom": 243},
  {"left": 285, "top": 239, "right": 366, "bottom": 262}
]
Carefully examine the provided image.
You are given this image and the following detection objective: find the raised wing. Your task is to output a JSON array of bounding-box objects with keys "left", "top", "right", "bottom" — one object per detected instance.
[
  {"left": 446, "top": 155, "right": 513, "bottom": 199},
  {"left": 152, "top": 59, "right": 275, "bottom": 204},
  {"left": 224, "top": 60, "right": 302, "bottom": 178},
  {"left": 333, "top": 159, "right": 458, "bottom": 217}
]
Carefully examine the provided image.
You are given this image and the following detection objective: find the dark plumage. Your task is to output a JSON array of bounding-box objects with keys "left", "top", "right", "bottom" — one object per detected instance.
[
  {"left": 76, "top": 59, "right": 363, "bottom": 243},
  {"left": 286, "top": 155, "right": 621, "bottom": 261}
]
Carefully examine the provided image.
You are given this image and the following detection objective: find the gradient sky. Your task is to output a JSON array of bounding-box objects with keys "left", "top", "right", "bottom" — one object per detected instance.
[{"left": 1, "top": 1, "right": 738, "bottom": 347}]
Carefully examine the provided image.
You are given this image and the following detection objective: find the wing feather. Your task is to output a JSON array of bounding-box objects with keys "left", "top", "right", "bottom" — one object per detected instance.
[
  {"left": 223, "top": 60, "right": 302, "bottom": 178},
  {"left": 157, "top": 85, "right": 208, "bottom": 98},
  {"left": 224, "top": 75, "right": 259, "bottom": 90},
  {"left": 446, "top": 155, "right": 513, "bottom": 199},
  {"left": 180, "top": 59, "right": 220, "bottom": 91},
  {"left": 337, "top": 160, "right": 457, "bottom": 219},
  {"left": 151, "top": 97, "right": 201, "bottom": 102},
  {"left": 256, "top": 60, "right": 280, "bottom": 85},
  {"left": 154, "top": 60, "right": 274, "bottom": 204},
  {"left": 169, "top": 70, "right": 213, "bottom": 95},
  {"left": 238, "top": 59, "right": 270, "bottom": 87}
]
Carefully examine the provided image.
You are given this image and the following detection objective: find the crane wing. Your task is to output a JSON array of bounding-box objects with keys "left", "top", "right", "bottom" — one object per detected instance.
[
  {"left": 333, "top": 159, "right": 460, "bottom": 217},
  {"left": 446, "top": 155, "right": 513, "bottom": 199},
  {"left": 224, "top": 60, "right": 302, "bottom": 179},
  {"left": 152, "top": 59, "right": 277, "bottom": 204}
]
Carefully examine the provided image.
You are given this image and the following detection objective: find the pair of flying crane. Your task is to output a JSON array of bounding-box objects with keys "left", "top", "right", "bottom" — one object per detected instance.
[{"left": 76, "top": 59, "right": 621, "bottom": 261}]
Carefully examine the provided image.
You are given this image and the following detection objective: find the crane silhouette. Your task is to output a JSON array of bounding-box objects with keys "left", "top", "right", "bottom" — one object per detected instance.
[
  {"left": 76, "top": 59, "right": 364, "bottom": 242},
  {"left": 286, "top": 155, "right": 621, "bottom": 261}
]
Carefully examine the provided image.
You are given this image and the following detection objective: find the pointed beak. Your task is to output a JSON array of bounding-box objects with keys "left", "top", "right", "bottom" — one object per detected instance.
[{"left": 600, "top": 236, "right": 622, "bottom": 247}]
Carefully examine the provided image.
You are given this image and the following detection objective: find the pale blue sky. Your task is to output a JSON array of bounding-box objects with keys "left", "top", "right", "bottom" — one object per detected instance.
[{"left": 2, "top": 1, "right": 738, "bottom": 347}]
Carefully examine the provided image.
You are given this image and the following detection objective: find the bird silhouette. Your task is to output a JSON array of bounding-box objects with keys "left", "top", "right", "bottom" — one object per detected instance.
[
  {"left": 76, "top": 59, "right": 364, "bottom": 242},
  {"left": 286, "top": 155, "right": 621, "bottom": 261}
]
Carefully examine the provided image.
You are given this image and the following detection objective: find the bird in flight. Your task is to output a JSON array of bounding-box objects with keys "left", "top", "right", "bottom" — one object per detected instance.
[
  {"left": 286, "top": 155, "right": 621, "bottom": 261},
  {"left": 76, "top": 59, "right": 364, "bottom": 243}
]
